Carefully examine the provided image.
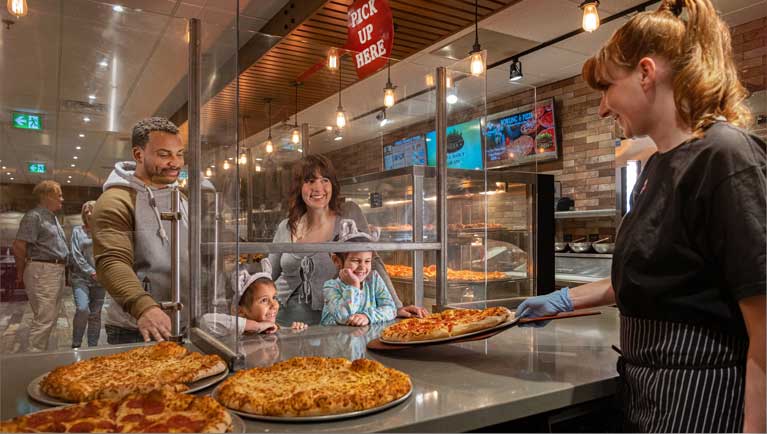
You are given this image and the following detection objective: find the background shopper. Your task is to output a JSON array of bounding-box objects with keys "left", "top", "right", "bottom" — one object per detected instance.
[{"left": 69, "top": 200, "right": 105, "bottom": 348}]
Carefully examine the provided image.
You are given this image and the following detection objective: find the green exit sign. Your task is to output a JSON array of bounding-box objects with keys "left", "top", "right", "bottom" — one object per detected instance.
[
  {"left": 12, "top": 112, "right": 43, "bottom": 131},
  {"left": 28, "top": 163, "right": 47, "bottom": 174}
]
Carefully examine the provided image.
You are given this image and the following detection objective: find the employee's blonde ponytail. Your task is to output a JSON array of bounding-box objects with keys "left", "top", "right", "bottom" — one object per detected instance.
[{"left": 582, "top": 0, "right": 752, "bottom": 134}]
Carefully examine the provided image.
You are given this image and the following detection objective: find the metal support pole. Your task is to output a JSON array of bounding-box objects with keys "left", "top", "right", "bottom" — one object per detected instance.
[
  {"left": 212, "top": 192, "right": 221, "bottom": 305},
  {"left": 436, "top": 67, "right": 448, "bottom": 309},
  {"left": 188, "top": 18, "right": 202, "bottom": 326},
  {"left": 245, "top": 148, "right": 254, "bottom": 240},
  {"left": 412, "top": 173, "right": 424, "bottom": 307},
  {"left": 160, "top": 188, "right": 184, "bottom": 342}
]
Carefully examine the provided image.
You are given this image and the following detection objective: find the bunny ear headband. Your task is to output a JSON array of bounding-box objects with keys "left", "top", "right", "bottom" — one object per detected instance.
[
  {"left": 237, "top": 258, "right": 273, "bottom": 298},
  {"left": 335, "top": 219, "right": 380, "bottom": 243}
]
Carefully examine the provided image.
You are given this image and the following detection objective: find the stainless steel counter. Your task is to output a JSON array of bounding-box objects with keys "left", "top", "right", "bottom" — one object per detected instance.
[{"left": 1, "top": 307, "right": 620, "bottom": 432}]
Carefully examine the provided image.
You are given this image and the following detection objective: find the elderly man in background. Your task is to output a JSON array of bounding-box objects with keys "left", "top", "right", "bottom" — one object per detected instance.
[{"left": 12, "top": 180, "right": 69, "bottom": 352}]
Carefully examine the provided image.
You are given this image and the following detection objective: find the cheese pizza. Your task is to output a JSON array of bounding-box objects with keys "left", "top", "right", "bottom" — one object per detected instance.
[
  {"left": 215, "top": 357, "right": 411, "bottom": 417},
  {"left": 381, "top": 306, "right": 513, "bottom": 342},
  {"left": 40, "top": 342, "right": 226, "bottom": 402},
  {"left": 0, "top": 388, "right": 232, "bottom": 433}
]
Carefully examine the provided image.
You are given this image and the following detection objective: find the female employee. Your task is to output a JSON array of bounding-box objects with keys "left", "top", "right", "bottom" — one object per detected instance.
[
  {"left": 269, "top": 155, "right": 428, "bottom": 324},
  {"left": 517, "top": 0, "right": 765, "bottom": 432}
]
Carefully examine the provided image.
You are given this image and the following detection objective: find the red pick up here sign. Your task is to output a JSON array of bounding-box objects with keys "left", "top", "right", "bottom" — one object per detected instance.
[{"left": 347, "top": 0, "right": 394, "bottom": 80}]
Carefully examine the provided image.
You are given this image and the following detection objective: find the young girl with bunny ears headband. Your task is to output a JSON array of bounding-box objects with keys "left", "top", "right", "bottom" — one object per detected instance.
[
  {"left": 320, "top": 220, "right": 397, "bottom": 327},
  {"left": 200, "top": 259, "right": 307, "bottom": 337}
]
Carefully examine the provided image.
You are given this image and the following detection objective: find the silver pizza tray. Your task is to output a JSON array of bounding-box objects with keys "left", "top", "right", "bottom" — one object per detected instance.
[
  {"left": 27, "top": 366, "right": 230, "bottom": 407},
  {"left": 378, "top": 316, "right": 519, "bottom": 345},
  {"left": 212, "top": 383, "right": 412, "bottom": 422}
]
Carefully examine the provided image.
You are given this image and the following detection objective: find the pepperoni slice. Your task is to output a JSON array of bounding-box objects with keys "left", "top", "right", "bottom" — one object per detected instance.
[{"left": 69, "top": 421, "right": 95, "bottom": 432}]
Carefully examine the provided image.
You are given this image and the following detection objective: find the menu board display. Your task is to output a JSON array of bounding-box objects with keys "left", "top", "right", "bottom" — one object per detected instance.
[
  {"left": 483, "top": 98, "right": 558, "bottom": 167},
  {"left": 426, "top": 119, "right": 484, "bottom": 170},
  {"left": 383, "top": 135, "right": 426, "bottom": 170}
]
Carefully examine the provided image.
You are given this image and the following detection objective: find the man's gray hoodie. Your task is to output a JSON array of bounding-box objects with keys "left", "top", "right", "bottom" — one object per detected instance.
[{"left": 92, "top": 161, "right": 189, "bottom": 330}]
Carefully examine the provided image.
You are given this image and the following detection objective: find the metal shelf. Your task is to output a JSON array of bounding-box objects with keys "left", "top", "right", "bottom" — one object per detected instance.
[
  {"left": 555, "top": 209, "right": 618, "bottom": 219},
  {"left": 556, "top": 252, "right": 613, "bottom": 259}
]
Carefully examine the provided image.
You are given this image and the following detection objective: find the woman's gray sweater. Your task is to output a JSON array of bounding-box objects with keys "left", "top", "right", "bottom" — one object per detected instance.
[{"left": 268, "top": 201, "right": 403, "bottom": 312}]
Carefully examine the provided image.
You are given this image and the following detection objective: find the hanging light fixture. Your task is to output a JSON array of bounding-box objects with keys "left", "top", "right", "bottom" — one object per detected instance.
[
  {"left": 238, "top": 152, "right": 247, "bottom": 165},
  {"left": 327, "top": 48, "right": 339, "bottom": 70},
  {"left": 291, "top": 83, "right": 301, "bottom": 145},
  {"left": 335, "top": 65, "right": 347, "bottom": 129},
  {"left": 223, "top": 160, "right": 231, "bottom": 171},
  {"left": 264, "top": 98, "right": 274, "bottom": 153},
  {"left": 383, "top": 60, "right": 396, "bottom": 108},
  {"left": 205, "top": 167, "right": 213, "bottom": 177},
  {"left": 468, "top": 0, "right": 485, "bottom": 76},
  {"left": 580, "top": 0, "right": 600, "bottom": 32},
  {"left": 7, "top": 0, "right": 28, "bottom": 18},
  {"left": 509, "top": 58, "right": 523, "bottom": 81},
  {"left": 255, "top": 164, "right": 262, "bottom": 172}
]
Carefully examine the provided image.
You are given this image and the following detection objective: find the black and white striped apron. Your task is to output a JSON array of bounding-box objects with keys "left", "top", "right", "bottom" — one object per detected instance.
[{"left": 616, "top": 315, "right": 748, "bottom": 433}]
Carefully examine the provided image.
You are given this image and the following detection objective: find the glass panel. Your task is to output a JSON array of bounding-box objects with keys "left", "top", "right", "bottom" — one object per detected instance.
[{"left": 0, "top": 1, "right": 189, "bottom": 353}]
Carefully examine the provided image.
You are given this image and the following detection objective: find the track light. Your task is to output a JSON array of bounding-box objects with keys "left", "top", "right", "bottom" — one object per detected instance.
[
  {"left": 509, "top": 59, "right": 523, "bottom": 81},
  {"left": 333, "top": 128, "right": 343, "bottom": 141},
  {"left": 580, "top": 0, "right": 600, "bottom": 32},
  {"left": 376, "top": 109, "right": 390, "bottom": 127}
]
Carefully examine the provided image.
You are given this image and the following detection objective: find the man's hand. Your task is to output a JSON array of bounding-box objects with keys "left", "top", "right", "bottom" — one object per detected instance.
[
  {"left": 346, "top": 313, "right": 370, "bottom": 327},
  {"left": 137, "top": 306, "right": 172, "bottom": 342},
  {"left": 397, "top": 305, "right": 428, "bottom": 318},
  {"left": 339, "top": 268, "right": 362, "bottom": 288}
]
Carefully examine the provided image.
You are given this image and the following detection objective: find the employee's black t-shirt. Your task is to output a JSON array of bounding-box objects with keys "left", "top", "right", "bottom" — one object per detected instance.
[{"left": 612, "top": 122, "right": 766, "bottom": 337}]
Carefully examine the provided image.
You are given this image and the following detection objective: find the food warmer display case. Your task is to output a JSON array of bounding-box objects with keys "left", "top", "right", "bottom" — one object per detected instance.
[{"left": 340, "top": 166, "right": 554, "bottom": 310}]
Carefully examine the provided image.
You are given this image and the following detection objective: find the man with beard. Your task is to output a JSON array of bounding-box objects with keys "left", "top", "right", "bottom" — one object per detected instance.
[{"left": 92, "top": 117, "right": 188, "bottom": 344}]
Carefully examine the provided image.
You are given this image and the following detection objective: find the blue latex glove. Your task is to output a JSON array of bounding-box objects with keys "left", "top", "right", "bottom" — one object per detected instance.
[{"left": 516, "top": 287, "right": 574, "bottom": 328}]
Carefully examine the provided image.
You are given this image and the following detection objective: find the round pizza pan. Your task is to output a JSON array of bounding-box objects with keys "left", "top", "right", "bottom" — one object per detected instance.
[
  {"left": 27, "top": 367, "right": 230, "bottom": 407},
  {"left": 229, "top": 412, "right": 247, "bottom": 433},
  {"left": 378, "top": 317, "right": 517, "bottom": 346},
  {"left": 212, "top": 384, "right": 412, "bottom": 422}
]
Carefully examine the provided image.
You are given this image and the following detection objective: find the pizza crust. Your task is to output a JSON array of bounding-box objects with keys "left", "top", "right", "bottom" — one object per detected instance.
[{"left": 381, "top": 307, "right": 513, "bottom": 342}]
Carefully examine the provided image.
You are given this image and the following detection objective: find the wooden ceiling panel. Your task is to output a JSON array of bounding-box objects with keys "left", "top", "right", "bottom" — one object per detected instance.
[{"left": 200, "top": 0, "right": 521, "bottom": 141}]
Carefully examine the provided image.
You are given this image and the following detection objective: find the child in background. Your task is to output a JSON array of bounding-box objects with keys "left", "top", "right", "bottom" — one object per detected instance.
[
  {"left": 321, "top": 220, "right": 397, "bottom": 326},
  {"left": 201, "top": 259, "right": 307, "bottom": 336}
]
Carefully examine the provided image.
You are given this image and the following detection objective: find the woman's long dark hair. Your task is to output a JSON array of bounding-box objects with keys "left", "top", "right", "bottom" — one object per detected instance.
[{"left": 287, "top": 155, "right": 343, "bottom": 237}]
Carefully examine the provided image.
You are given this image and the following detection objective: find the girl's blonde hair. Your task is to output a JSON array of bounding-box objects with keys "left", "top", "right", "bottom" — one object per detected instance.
[
  {"left": 81, "top": 200, "right": 96, "bottom": 227},
  {"left": 582, "top": 0, "right": 752, "bottom": 134}
]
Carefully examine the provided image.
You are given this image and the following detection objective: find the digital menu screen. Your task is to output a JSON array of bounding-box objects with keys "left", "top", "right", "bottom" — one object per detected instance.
[
  {"left": 426, "top": 119, "right": 484, "bottom": 170},
  {"left": 383, "top": 135, "right": 426, "bottom": 170},
  {"left": 483, "top": 98, "right": 558, "bottom": 167}
]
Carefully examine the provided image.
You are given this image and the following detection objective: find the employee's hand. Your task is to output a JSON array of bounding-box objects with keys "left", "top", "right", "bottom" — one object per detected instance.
[
  {"left": 515, "top": 287, "right": 574, "bottom": 328},
  {"left": 347, "top": 313, "right": 370, "bottom": 327},
  {"left": 137, "top": 306, "right": 172, "bottom": 342},
  {"left": 339, "top": 268, "right": 362, "bottom": 288},
  {"left": 15, "top": 274, "right": 24, "bottom": 290},
  {"left": 397, "top": 305, "right": 428, "bottom": 318}
]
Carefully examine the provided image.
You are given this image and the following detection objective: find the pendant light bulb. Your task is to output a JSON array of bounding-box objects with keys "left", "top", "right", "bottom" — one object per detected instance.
[
  {"left": 327, "top": 48, "right": 339, "bottom": 70},
  {"left": 265, "top": 139, "right": 274, "bottom": 154},
  {"left": 205, "top": 167, "right": 213, "bottom": 177},
  {"left": 291, "top": 128, "right": 301, "bottom": 145},
  {"left": 335, "top": 107, "right": 347, "bottom": 129},
  {"left": 7, "top": 0, "right": 28, "bottom": 18},
  {"left": 580, "top": 1, "right": 600, "bottom": 32},
  {"left": 223, "top": 160, "right": 230, "bottom": 171},
  {"left": 255, "top": 164, "right": 262, "bottom": 172},
  {"left": 383, "top": 86, "right": 395, "bottom": 108},
  {"left": 469, "top": 51, "right": 485, "bottom": 76},
  {"left": 238, "top": 152, "right": 247, "bottom": 165}
]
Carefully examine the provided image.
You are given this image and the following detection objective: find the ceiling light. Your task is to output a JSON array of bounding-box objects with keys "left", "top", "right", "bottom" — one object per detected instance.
[
  {"left": 468, "top": 0, "right": 485, "bottom": 76},
  {"left": 335, "top": 66, "right": 347, "bottom": 129},
  {"left": 255, "top": 164, "right": 262, "bottom": 172},
  {"left": 99, "top": 60, "right": 109, "bottom": 68},
  {"left": 333, "top": 128, "right": 343, "bottom": 141},
  {"left": 7, "top": 0, "right": 28, "bottom": 18},
  {"left": 383, "top": 61, "right": 396, "bottom": 108},
  {"left": 73, "top": 156, "right": 78, "bottom": 160},
  {"left": 509, "top": 59, "right": 523, "bottom": 81},
  {"left": 205, "top": 167, "right": 213, "bottom": 177},
  {"left": 9, "top": 177, "right": 14, "bottom": 180},
  {"left": 68, "top": 175, "right": 72, "bottom": 179},
  {"left": 83, "top": 116, "right": 91, "bottom": 122},
  {"left": 88, "top": 95, "right": 96, "bottom": 100},
  {"left": 79, "top": 133, "right": 85, "bottom": 138},
  {"left": 5, "top": 172, "right": 9, "bottom": 175},
  {"left": 255, "top": 158, "right": 263, "bottom": 161},
  {"left": 70, "top": 163, "right": 76, "bottom": 167},
  {"left": 325, "top": 126, "right": 333, "bottom": 131},
  {"left": 223, "top": 160, "right": 230, "bottom": 170},
  {"left": 580, "top": 0, "right": 600, "bottom": 32},
  {"left": 1, "top": 166, "right": 5, "bottom": 169},
  {"left": 291, "top": 82, "right": 302, "bottom": 145},
  {"left": 376, "top": 109, "right": 390, "bottom": 127},
  {"left": 446, "top": 76, "right": 452, "bottom": 88},
  {"left": 76, "top": 146, "right": 82, "bottom": 150},
  {"left": 446, "top": 94, "right": 458, "bottom": 104},
  {"left": 238, "top": 152, "right": 247, "bottom": 165},
  {"left": 67, "top": 180, "right": 71, "bottom": 183},
  {"left": 327, "top": 48, "right": 339, "bottom": 70},
  {"left": 112, "top": 4, "right": 124, "bottom": 12},
  {"left": 264, "top": 98, "right": 274, "bottom": 154},
  {"left": 425, "top": 74, "right": 435, "bottom": 87}
]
